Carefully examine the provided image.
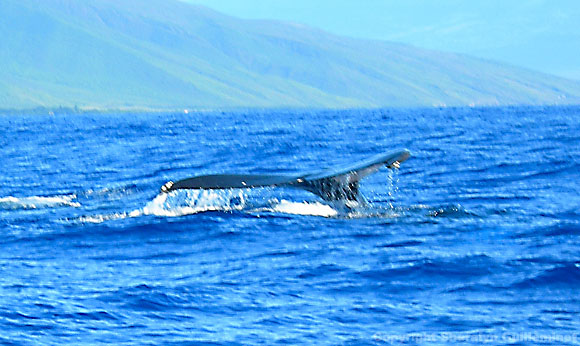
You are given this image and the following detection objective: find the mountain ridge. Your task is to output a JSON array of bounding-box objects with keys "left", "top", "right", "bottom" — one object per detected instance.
[{"left": 2, "top": 0, "right": 580, "bottom": 110}]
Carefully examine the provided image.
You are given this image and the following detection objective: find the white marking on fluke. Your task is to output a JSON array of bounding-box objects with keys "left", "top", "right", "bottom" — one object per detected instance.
[{"left": 161, "top": 181, "right": 174, "bottom": 193}]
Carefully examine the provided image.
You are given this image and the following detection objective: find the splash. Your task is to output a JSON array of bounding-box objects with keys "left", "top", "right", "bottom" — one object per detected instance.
[
  {"left": 0, "top": 195, "right": 80, "bottom": 210},
  {"left": 140, "top": 189, "right": 247, "bottom": 217},
  {"left": 75, "top": 189, "right": 248, "bottom": 223}
]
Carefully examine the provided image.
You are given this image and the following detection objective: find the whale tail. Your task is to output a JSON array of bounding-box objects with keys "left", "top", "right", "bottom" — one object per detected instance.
[{"left": 161, "top": 149, "right": 410, "bottom": 203}]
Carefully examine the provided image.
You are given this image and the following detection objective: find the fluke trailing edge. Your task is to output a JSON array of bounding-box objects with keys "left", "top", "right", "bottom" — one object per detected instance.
[{"left": 161, "top": 149, "right": 410, "bottom": 203}]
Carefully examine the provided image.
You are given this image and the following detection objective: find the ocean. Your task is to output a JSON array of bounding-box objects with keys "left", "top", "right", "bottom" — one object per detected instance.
[{"left": 1, "top": 106, "right": 579, "bottom": 345}]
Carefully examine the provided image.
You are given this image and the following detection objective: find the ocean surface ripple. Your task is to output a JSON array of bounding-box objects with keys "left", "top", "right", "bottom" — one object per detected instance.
[{"left": 1, "top": 106, "right": 579, "bottom": 345}]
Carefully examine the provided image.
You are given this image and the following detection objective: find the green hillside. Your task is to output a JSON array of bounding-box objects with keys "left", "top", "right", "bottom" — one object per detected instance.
[{"left": 1, "top": 0, "right": 580, "bottom": 110}]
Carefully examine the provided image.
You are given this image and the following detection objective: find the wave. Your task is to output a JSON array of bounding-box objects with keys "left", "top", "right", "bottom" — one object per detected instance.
[
  {"left": 512, "top": 263, "right": 580, "bottom": 289},
  {"left": 426, "top": 204, "right": 476, "bottom": 218},
  {"left": 0, "top": 195, "right": 80, "bottom": 210},
  {"left": 358, "top": 254, "right": 498, "bottom": 282}
]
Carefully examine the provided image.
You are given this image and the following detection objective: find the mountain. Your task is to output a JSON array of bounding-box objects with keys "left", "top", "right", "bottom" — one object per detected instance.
[
  {"left": 181, "top": 0, "right": 580, "bottom": 81},
  {"left": 1, "top": 0, "right": 580, "bottom": 110}
]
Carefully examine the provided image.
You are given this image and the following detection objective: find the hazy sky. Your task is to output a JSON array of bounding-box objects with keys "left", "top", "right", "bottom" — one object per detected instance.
[{"left": 182, "top": 0, "right": 580, "bottom": 80}]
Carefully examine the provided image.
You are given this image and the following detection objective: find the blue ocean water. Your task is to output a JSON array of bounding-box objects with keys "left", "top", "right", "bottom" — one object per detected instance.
[{"left": 0, "top": 106, "right": 579, "bottom": 345}]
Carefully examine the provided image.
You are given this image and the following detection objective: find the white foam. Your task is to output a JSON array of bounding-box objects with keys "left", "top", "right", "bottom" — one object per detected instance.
[
  {"left": 77, "top": 212, "right": 129, "bottom": 223},
  {"left": 0, "top": 195, "right": 80, "bottom": 210},
  {"left": 270, "top": 199, "right": 338, "bottom": 217}
]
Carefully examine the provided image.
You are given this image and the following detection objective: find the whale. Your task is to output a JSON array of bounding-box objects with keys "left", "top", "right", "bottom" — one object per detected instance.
[{"left": 161, "top": 149, "right": 410, "bottom": 204}]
